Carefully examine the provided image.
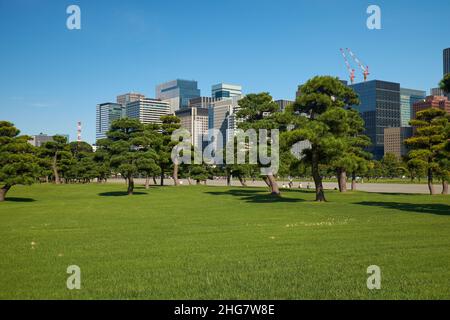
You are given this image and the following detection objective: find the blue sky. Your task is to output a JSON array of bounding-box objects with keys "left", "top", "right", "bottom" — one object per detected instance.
[{"left": 0, "top": 0, "right": 449, "bottom": 143}]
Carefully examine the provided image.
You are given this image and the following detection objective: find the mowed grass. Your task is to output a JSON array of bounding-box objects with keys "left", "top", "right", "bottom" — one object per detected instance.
[{"left": 0, "top": 183, "right": 449, "bottom": 300}]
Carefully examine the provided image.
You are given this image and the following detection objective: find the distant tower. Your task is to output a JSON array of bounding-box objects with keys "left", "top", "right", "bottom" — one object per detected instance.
[
  {"left": 77, "top": 121, "right": 82, "bottom": 144},
  {"left": 444, "top": 48, "right": 450, "bottom": 76}
]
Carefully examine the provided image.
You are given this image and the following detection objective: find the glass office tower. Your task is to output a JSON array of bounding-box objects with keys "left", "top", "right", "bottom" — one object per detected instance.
[
  {"left": 444, "top": 48, "right": 450, "bottom": 76},
  {"left": 155, "top": 79, "right": 200, "bottom": 112},
  {"left": 350, "top": 80, "right": 401, "bottom": 159},
  {"left": 400, "top": 88, "right": 426, "bottom": 127},
  {"left": 211, "top": 83, "right": 242, "bottom": 100},
  {"left": 96, "top": 102, "right": 124, "bottom": 141}
]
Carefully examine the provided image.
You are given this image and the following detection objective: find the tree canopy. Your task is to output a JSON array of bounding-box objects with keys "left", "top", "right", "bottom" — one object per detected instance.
[
  {"left": 405, "top": 108, "right": 450, "bottom": 195},
  {"left": 286, "top": 76, "right": 360, "bottom": 201},
  {"left": 0, "top": 121, "right": 40, "bottom": 201}
]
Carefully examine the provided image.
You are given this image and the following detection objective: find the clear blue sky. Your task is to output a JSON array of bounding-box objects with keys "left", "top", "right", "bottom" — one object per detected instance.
[{"left": 1, "top": 0, "right": 449, "bottom": 143}]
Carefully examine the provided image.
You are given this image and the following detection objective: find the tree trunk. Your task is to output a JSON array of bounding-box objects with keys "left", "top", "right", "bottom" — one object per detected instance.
[
  {"left": 226, "top": 174, "right": 231, "bottom": 186},
  {"left": 337, "top": 169, "right": 347, "bottom": 192},
  {"left": 238, "top": 175, "right": 247, "bottom": 187},
  {"left": 442, "top": 180, "right": 448, "bottom": 195},
  {"left": 152, "top": 176, "right": 157, "bottom": 185},
  {"left": 428, "top": 168, "right": 435, "bottom": 195},
  {"left": 53, "top": 154, "right": 60, "bottom": 184},
  {"left": 127, "top": 177, "right": 134, "bottom": 195},
  {"left": 262, "top": 176, "right": 271, "bottom": 189},
  {"left": 160, "top": 173, "right": 164, "bottom": 186},
  {"left": 266, "top": 174, "right": 280, "bottom": 196},
  {"left": 351, "top": 172, "right": 357, "bottom": 191},
  {"left": 173, "top": 163, "right": 179, "bottom": 186},
  {"left": 312, "top": 148, "right": 326, "bottom": 202},
  {"left": 145, "top": 176, "right": 150, "bottom": 189},
  {"left": 187, "top": 177, "right": 192, "bottom": 185},
  {"left": 0, "top": 185, "right": 11, "bottom": 202},
  {"left": 196, "top": 179, "right": 200, "bottom": 185}
]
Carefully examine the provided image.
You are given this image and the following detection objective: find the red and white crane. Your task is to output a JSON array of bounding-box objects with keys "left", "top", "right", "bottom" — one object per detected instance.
[
  {"left": 346, "top": 48, "right": 370, "bottom": 81},
  {"left": 340, "top": 48, "right": 355, "bottom": 84}
]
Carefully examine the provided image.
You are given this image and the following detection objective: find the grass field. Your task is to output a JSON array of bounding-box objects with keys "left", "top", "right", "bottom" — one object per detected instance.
[{"left": 0, "top": 183, "right": 449, "bottom": 300}]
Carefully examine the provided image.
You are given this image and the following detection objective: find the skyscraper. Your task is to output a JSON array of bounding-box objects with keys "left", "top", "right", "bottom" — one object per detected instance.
[
  {"left": 444, "top": 48, "right": 450, "bottom": 75},
  {"left": 188, "top": 96, "right": 219, "bottom": 109},
  {"left": 211, "top": 83, "right": 242, "bottom": 100},
  {"left": 126, "top": 98, "right": 171, "bottom": 125},
  {"left": 400, "top": 88, "right": 426, "bottom": 127},
  {"left": 175, "top": 107, "right": 209, "bottom": 150},
  {"left": 117, "top": 92, "right": 145, "bottom": 106},
  {"left": 208, "top": 95, "right": 242, "bottom": 152},
  {"left": 350, "top": 80, "right": 401, "bottom": 159},
  {"left": 96, "top": 102, "right": 124, "bottom": 140},
  {"left": 430, "top": 87, "right": 445, "bottom": 97},
  {"left": 155, "top": 79, "right": 200, "bottom": 112}
]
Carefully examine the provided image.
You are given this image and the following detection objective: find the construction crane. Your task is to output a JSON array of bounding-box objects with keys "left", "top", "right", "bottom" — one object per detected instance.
[
  {"left": 346, "top": 48, "right": 370, "bottom": 81},
  {"left": 340, "top": 48, "right": 355, "bottom": 84}
]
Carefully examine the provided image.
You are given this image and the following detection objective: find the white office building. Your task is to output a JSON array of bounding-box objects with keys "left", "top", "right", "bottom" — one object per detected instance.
[
  {"left": 126, "top": 98, "right": 171, "bottom": 125},
  {"left": 175, "top": 107, "right": 209, "bottom": 150}
]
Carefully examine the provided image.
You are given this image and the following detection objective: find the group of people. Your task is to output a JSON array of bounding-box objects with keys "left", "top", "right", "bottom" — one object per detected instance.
[{"left": 281, "top": 178, "right": 311, "bottom": 190}]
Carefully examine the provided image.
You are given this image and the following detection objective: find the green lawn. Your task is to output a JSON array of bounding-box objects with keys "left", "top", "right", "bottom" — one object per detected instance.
[{"left": 0, "top": 183, "right": 449, "bottom": 300}]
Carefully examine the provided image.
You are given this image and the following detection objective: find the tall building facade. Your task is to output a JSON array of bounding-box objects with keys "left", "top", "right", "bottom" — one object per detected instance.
[
  {"left": 96, "top": 102, "right": 124, "bottom": 140},
  {"left": 208, "top": 96, "right": 242, "bottom": 151},
  {"left": 188, "top": 96, "right": 219, "bottom": 109},
  {"left": 117, "top": 92, "right": 145, "bottom": 106},
  {"left": 384, "top": 127, "right": 413, "bottom": 159},
  {"left": 211, "top": 83, "right": 242, "bottom": 100},
  {"left": 444, "top": 47, "right": 450, "bottom": 76},
  {"left": 412, "top": 95, "right": 450, "bottom": 119},
  {"left": 400, "top": 88, "right": 426, "bottom": 127},
  {"left": 175, "top": 107, "right": 209, "bottom": 150},
  {"left": 430, "top": 87, "right": 445, "bottom": 97},
  {"left": 156, "top": 79, "right": 200, "bottom": 112},
  {"left": 126, "top": 98, "right": 171, "bottom": 125},
  {"left": 350, "top": 80, "right": 401, "bottom": 159}
]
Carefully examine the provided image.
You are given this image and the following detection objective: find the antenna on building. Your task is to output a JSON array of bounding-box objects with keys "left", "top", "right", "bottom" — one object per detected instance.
[{"left": 77, "top": 121, "right": 82, "bottom": 145}]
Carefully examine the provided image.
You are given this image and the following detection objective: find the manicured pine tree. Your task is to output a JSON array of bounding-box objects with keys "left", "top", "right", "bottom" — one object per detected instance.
[
  {"left": 99, "top": 118, "right": 146, "bottom": 195},
  {"left": 405, "top": 108, "right": 450, "bottom": 195},
  {"left": 0, "top": 121, "right": 40, "bottom": 201},
  {"left": 153, "top": 116, "right": 182, "bottom": 186},
  {"left": 236, "top": 93, "right": 282, "bottom": 196},
  {"left": 287, "top": 76, "right": 360, "bottom": 201},
  {"left": 330, "top": 108, "right": 371, "bottom": 192},
  {"left": 40, "top": 135, "right": 71, "bottom": 184}
]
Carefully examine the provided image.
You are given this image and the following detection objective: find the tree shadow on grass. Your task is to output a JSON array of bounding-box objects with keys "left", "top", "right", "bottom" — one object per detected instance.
[
  {"left": 205, "top": 188, "right": 304, "bottom": 203},
  {"left": 354, "top": 201, "right": 450, "bottom": 216},
  {"left": 4, "top": 197, "right": 36, "bottom": 203},
  {"left": 98, "top": 191, "right": 147, "bottom": 197},
  {"left": 134, "top": 185, "right": 164, "bottom": 190}
]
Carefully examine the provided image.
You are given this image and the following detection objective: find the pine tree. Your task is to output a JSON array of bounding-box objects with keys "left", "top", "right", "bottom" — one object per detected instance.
[
  {"left": 405, "top": 108, "right": 450, "bottom": 195},
  {"left": 0, "top": 121, "right": 40, "bottom": 201}
]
